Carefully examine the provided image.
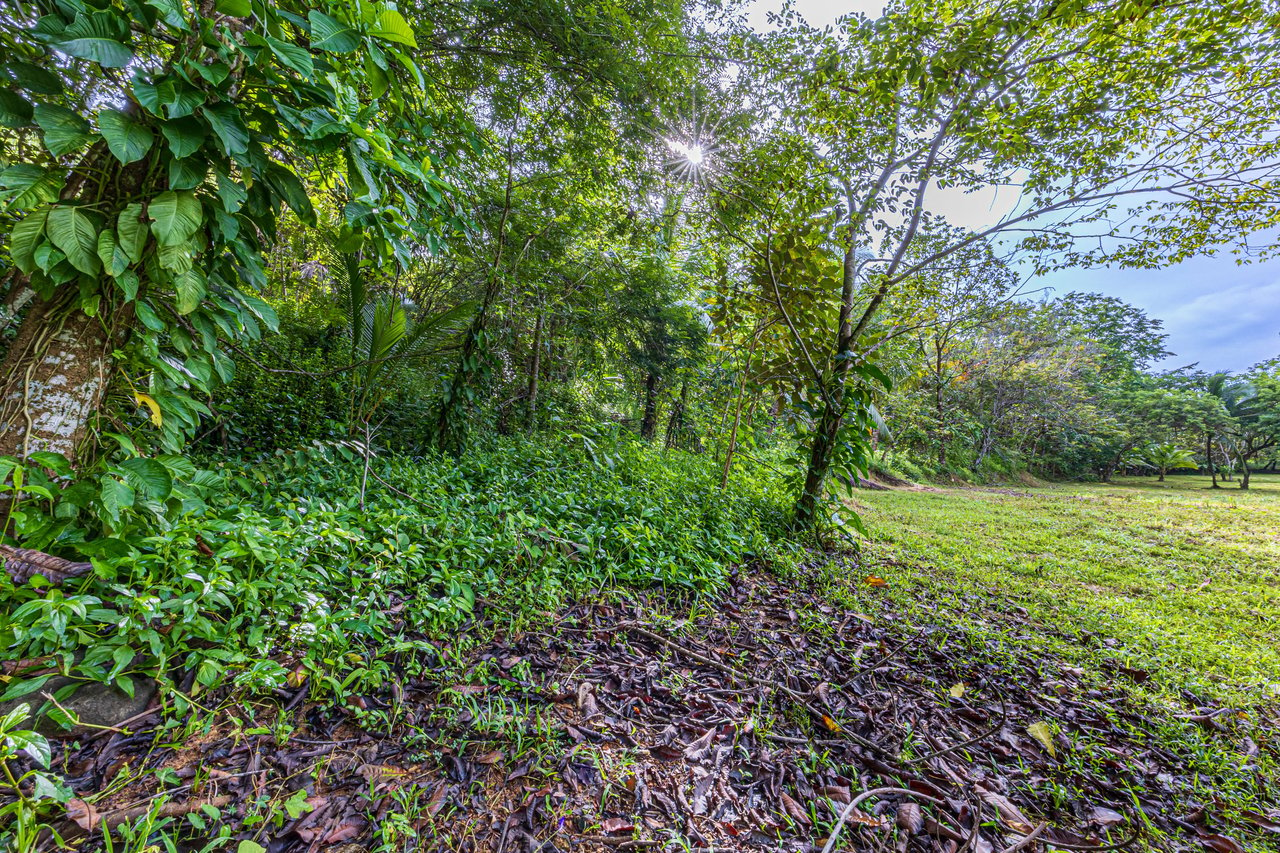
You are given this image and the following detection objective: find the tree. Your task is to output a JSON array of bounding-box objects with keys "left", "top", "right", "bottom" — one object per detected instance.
[
  {"left": 0, "top": 0, "right": 468, "bottom": 471},
  {"left": 1215, "top": 368, "right": 1280, "bottom": 490},
  {"left": 1143, "top": 442, "right": 1198, "bottom": 482},
  {"left": 713, "top": 0, "right": 1280, "bottom": 527}
]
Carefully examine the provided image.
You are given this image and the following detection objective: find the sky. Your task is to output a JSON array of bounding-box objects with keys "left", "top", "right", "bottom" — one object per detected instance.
[{"left": 742, "top": 0, "right": 1280, "bottom": 373}]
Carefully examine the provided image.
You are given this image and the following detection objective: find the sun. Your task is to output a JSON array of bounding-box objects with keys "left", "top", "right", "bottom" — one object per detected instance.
[{"left": 665, "top": 137, "right": 712, "bottom": 182}]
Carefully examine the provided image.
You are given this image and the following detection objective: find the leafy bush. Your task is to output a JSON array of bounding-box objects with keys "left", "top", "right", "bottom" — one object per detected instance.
[{"left": 0, "top": 434, "right": 788, "bottom": 716}]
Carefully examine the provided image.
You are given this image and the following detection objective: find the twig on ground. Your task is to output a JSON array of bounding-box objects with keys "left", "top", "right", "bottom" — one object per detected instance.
[
  {"left": 997, "top": 821, "right": 1048, "bottom": 853},
  {"left": 822, "top": 787, "right": 948, "bottom": 853},
  {"left": 904, "top": 693, "right": 1008, "bottom": 766}
]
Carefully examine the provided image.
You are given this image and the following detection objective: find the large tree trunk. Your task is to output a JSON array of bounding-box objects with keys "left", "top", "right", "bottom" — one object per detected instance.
[
  {"left": 639, "top": 372, "right": 659, "bottom": 441},
  {"left": 1239, "top": 452, "right": 1250, "bottom": 490},
  {"left": 0, "top": 291, "right": 113, "bottom": 465}
]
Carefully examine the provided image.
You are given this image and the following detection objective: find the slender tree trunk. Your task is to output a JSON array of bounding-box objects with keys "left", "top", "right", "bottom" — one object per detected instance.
[
  {"left": 1239, "top": 451, "right": 1250, "bottom": 490},
  {"left": 525, "top": 311, "right": 543, "bottom": 430},
  {"left": 639, "top": 373, "right": 659, "bottom": 440},
  {"left": 934, "top": 341, "right": 947, "bottom": 468},
  {"left": 794, "top": 401, "right": 842, "bottom": 529},
  {"left": 664, "top": 378, "right": 687, "bottom": 450},
  {"left": 1158, "top": 469, "right": 1165, "bottom": 482},
  {"left": 0, "top": 293, "right": 114, "bottom": 465},
  {"left": 794, "top": 233, "right": 859, "bottom": 530},
  {"left": 1206, "top": 433, "right": 1219, "bottom": 488}
]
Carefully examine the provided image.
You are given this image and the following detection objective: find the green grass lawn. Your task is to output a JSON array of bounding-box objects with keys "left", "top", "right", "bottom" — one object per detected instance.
[{"left": 849, "top": 474, "right": 1280, "bottom": 709}]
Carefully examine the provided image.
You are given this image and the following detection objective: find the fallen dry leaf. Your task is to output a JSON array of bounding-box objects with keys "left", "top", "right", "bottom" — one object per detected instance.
[{"left": 1026, "top": 721, "right": 1056, "bottom": 758}]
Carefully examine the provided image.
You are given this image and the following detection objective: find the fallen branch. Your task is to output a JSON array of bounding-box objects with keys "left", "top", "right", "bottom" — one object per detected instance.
[{"left": 67, "top": 795, "right": 232, "bottom": 833}]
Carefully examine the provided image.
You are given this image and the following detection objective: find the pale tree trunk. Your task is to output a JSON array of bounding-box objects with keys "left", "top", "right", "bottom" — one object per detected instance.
[
  {"left": 0, "top": 291, "right": 114, "bottom": 465},
  {"left": 525, "top": 311, "right": 543, "bottom": 431}
]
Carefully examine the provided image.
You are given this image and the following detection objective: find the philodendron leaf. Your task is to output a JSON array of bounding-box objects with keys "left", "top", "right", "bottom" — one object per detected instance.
[
  {"left": 173, "top": 268, "right": 207, "bottom": 314},
  {"left": 368, "top": 7, "right": 416, "bottom": 47},
  {"left": 201, "top": 103, "right": 248, "bottom": 155},
  {"left": 8, "top": 207, "right": 49, "bottom": 274},
  {"left": 0, "top": 164, "right": 63, "bottom": 211},
  {"left": 148, "top": 191, "right": 202, "bottom": 246},
  {"left": 98, "top": 108, "right": 154, "bottom": 164},
  {"left": 0, "top": 88, "right": 34, "bottom": 128},
  {"left": 160, "top": 116, "right": 205, "bottom": 158},
  {"left": 118, "top": 458, "right": 173, "bottom": 500},
  {"left": 46, "top": 205, "right": 102, "bottom": 276},
  {"left": 309, "top": 11, "right": 360, "bottom": 53},
  {"left": 117, "top": 203, "right": 149, "bottom": 263},
  {"left": 56, "top": 11, "right": 134, "bottom": 68},
  {"left": 33, "top": 104, "right": 95, "bottom": 158},
  {"left": 96, "top": 228, "right": 130, "bottom": 277}
]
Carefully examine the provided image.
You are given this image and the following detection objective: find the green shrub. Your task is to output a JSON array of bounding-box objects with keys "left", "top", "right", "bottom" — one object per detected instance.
[{"left": 0, "top": 434, "right": 788, "bottom": 716}]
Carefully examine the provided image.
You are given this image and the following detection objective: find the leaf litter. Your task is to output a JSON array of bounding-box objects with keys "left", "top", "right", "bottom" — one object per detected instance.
[{"left": 23, "top": 568, "right": 1278, "bottom": 852}]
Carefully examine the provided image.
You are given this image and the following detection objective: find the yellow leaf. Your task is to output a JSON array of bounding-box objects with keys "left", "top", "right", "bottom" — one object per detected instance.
[
  {"left": 864, "top": 575, "right": 888, "bottom": 587},
  {"left": 949, "top": 683, "right": 965, "bottom": 699},
  {"left": 820, "top": 714, "right": 842, "bottom": 732},
  {"left": 1026, "top": 721, "right": 1056, "bottom": 758},
  {"left": 134, "top": 392, "right": 163, "bottom": 427}
]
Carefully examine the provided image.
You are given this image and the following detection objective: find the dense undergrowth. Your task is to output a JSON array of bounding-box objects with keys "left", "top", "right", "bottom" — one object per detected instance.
[{"left": 0, "top": 434, "right": 792, "bottom": 718}]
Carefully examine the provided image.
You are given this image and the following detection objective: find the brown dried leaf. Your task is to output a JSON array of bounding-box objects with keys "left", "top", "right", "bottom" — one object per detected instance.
[
  {"left": 779, "top": 791, "right": 811, "bottom": 826},
  {"left": 897, "top": 802, "right": 924, "bottom": 835}
]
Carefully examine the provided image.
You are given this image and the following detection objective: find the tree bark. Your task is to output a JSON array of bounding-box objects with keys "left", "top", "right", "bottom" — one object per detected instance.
[
  {"left": 0, "top": 293, "right": 114, "bottom": 465},
  {"left": 793, "top": 224, "right": 859, "bottom": 530},
  {"left": 639, "top": 372, "right": 659, "bottom": 441},
  {"left": 1206, "top": 433, "right": 1219, "bottom": 488},
  {"left": 525, "top": 311, "right": 543, "bottom": 431},
  {"left": 664, "top": 378, "right": 687, "bottom": 450}
]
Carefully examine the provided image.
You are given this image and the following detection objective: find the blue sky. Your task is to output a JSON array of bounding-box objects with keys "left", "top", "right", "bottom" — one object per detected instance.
[{"left": 743, "top": 0, "right": 1280, "bottom": 372}]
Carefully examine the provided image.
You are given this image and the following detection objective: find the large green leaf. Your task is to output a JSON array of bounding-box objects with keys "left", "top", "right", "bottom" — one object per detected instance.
[
  {"left": 215, "top": 0, "right": 252, "bottom": 16},
  {"left": 33, "top": 104, "right": 95, "bottom": 157},
  {"left": 98, "top": 109, "right": 154, "bottom": 164},
  {"left": 0, "top": 88, "right": 34, "bottom": 128},
  {"left": 168, "top": 156, "right": 206, "bottom": 190},
  {"left": 56, "top": 11, "right": 134, "bottom": 68},
  {"left": 96, "top": 229, "right": 130, "bottom": 277},
  {"left": 2, "top": 61, "right": 63, "bottom": 95},
  {"left": 46, "top": 205, "right": 102, "bottom": 276},
  {"left": 308, "top": 11, "right": 360, "bottom": 53},
  {"left": 267, "top": 36, "right": 313, "bottom": 78},
  {"left": 99, "top": 476, "right": 135, "bottom": 519},
  {"left": 148, "top": 191, "right": 202, "bottom": 246},
  {"left": 9, "top": 208, "right": 49, "bottom": 274},
  {"left": 201, "top": 103, "right": 248, "bottom": 155},
  {"left": 0, "top": 164, "right": 63, "bottom": 211},
  {"left": 160, "top": 116, "right": 205, "bottom": 158},
  {"left": 173, "top": 268, "right": 206, "bottom": 315},
  {"left": 265, "top": 164, "right": 315, "bottom": 225},
  {"left": 158, "top": 241, "right": 195, "bottom": 274},
  {"left": 369, "top": 8, "right": 416, "bottom": 47},
  {"left": 119, "top": 458, "right": 173, "bottom": 500},
  {"left": 117, "top": 203, "right": 149, "bottom": 262}
]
